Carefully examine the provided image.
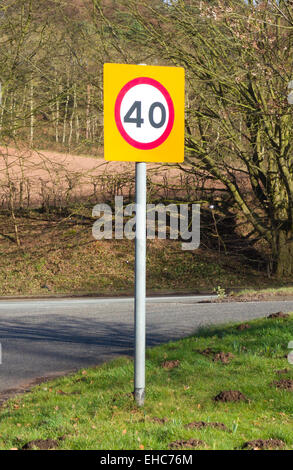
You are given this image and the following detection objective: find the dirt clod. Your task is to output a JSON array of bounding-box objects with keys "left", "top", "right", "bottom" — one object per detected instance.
[
  {"left": 22, "top": 438, "right": 60, "bottom": 450},
  {"left": 185, "top": 421, "right": 229, "bottom": 431},
  {"left": 214, "top": 390, "right": 248, "bottom": 402},
  {"left": 267, "top": 312, "right": 289, "bottom": 319},
  {"left": 237, "top": 323, "right": 251, "bottom": 330},
  {"left": 161, "top": 360, "right": 180, "bottom": 370},
  {"left": 242, "top": 439, "right": 285, "bottom": 450},
  {"left": 168, "top": 438, "right": 206, "bottom": 449},
  {"left": 198, "top": 348, "right": 234, "bottom": 363},
  {"left": 272, "top": 379, "right": 293, "bottom": 390},
  {"left": 197, "top": 348, "right": 234, "bottom": 364},
  {"left": 213, "top": 352, "right": 234, "bottom": 364}
]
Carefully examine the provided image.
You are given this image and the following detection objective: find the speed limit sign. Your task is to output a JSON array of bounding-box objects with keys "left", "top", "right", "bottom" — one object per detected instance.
[
  {"left": 104, "top": 63, "right": 184, "bottom": 162},
  {"left": 103, "top": 63, "right": 185, "bottom": 406}
]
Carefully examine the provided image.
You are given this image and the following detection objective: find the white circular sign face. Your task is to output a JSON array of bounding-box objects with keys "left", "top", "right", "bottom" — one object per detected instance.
[{"left": 115, "top": 77, "right": 175, "bottom": 150}]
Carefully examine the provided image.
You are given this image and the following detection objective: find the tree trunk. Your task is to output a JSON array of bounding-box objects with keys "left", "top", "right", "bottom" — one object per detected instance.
[
  {"left": 273, "top": 230, "right": 293, "bottom": 277},
  {"left": 30, "top": 78, "right": 34, "bottom": 146},
  {"left": 86, "top": 84, "right": 91, "bottom": 140}
]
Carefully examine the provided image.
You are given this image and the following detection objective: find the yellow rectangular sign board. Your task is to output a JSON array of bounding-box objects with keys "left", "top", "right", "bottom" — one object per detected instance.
[{"left": 104, "top": 63, "right": 184, "bottom": 163}]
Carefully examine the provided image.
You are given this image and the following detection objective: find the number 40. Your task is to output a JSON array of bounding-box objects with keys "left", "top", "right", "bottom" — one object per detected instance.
[{"left": 124, "top": 101, "right": 166, "bottom": 129}]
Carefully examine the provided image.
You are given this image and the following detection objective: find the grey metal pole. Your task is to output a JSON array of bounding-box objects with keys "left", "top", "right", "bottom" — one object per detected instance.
[{"left": 134, "top": 161, "right": 146, "bottom": 406}]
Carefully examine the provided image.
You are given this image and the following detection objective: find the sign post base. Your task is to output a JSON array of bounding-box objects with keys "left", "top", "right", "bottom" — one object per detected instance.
[{"left": 134, "top": 388, "right": 145, "bottom": 407}]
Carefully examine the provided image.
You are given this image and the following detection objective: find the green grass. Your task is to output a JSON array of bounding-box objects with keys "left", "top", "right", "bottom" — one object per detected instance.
[
  {"left": 0, "top": 315, "right": 293, "bottom": 450},
  {"left": 230, "top": 287, "right": 293, "bottom": 298}
]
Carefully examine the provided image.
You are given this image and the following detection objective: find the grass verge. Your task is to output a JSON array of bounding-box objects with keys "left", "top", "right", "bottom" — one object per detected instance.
[
  {"left": 0, "top": 210, "right": 292, "bottom": 296},
  {"left": 0, "top": 315, "right": 292, "bottom": 450},
  {"left": 229, "top": 287, "right": 293, "bottom": 300}
]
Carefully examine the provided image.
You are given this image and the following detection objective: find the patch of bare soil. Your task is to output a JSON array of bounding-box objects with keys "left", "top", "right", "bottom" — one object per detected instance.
[
  {"left": 272, "top": 379, "right": 293, "bottom": 390},
  {"left": 161, "top": 360, "right": 180, "bottom": 370},
  {"left": 0, "top": 146, "right": 190, "bottom": 208},
  {"left": 185, "top": 421, "right": 229, "bottom": 432},
  {"left": 22, "top": 437, "right": 64, "bottom": 450},
  {"left": 267, "top": 312, "right": 289, "bottom": 319},
  {"left": 242, "top": 439, "right": 285, "bottom": 450},
  {"left": 214, "top": 390, "right": 248, "bottom": 402},
  {"left": 168, "top": 438, "right": 206, "bottom": 449},
  {"left": 237, "top": 323, "right": 251, "bottom": 331},
  {"left": 213, "top": 352, "right": 234, "bottom": 364},
  {"left": 197, "top": 348, "right": 234, "bottom": 364},
  {"left": 151, "top": 417, "right": 169, "bottom": 424},
  {"left": 276, "top": 368, "right": 290, "bottom": 375}
]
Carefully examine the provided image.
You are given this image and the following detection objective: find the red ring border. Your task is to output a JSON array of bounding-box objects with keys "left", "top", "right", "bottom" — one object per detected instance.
[{"left": 114, "top": 77, "right": 175, "bottom": 150}]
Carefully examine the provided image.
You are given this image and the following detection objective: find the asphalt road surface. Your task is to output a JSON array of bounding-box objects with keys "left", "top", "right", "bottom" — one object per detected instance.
[{"left": 0, "top": 295, "right": 293, "bottom": 393}]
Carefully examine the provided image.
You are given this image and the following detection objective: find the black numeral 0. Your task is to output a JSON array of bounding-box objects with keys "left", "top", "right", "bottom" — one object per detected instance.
[{"left": 149, "top": 102, "right": 166, "bottom": 128}]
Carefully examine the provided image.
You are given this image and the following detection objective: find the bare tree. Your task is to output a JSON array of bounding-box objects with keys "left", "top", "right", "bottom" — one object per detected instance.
[{"left": 94, "top": 0, "right": 293, "bottom": 277}]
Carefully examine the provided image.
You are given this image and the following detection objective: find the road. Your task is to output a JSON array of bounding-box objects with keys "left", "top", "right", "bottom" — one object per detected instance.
[{"left": 0, "top": 295, "right": 292, "bottom": 394}]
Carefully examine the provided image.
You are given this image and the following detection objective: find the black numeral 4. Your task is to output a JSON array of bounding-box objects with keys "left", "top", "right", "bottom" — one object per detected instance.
[{"left": 124, "top": 101, "right": 144, "bottom": 128}]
